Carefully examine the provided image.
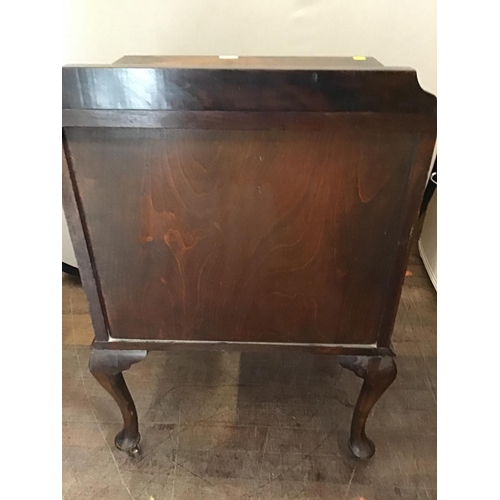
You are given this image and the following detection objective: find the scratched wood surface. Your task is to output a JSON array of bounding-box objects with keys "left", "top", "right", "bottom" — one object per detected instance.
[{"left": 65, "top": 126, "right": 418, "bottom": 345}]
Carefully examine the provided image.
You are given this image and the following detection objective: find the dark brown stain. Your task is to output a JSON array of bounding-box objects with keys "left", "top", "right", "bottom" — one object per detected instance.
[
  {"left": 62, "top": 56, "right": 436, "bottom": 462},
  {"left": 65, "top": 126, "right": 424, "bottom": 346}
]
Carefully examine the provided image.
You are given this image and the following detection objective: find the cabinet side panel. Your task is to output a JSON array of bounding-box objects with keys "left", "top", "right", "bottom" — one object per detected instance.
[
  {"left": 376, "top": 133, "right": 437, "bottom": 346},
  {"left": 62, "top": 139, "right": 108, "bottom": 341}
]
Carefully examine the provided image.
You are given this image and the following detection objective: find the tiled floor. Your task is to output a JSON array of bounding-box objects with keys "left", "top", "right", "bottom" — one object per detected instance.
[{"left": 62, "top": 250, "right": 436, "bottom": 500}]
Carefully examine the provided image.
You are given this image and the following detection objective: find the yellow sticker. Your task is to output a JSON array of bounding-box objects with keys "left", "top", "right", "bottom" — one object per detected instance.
[{"left": 353, "top": 56, "right": 366, "bottom": 61}]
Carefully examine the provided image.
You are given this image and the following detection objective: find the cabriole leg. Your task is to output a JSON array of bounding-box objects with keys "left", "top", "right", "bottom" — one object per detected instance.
[
  {"left": 89, "top": 348, "right": 148, "bottom": 457},
  {"left": 338, "top": 355, "right": 397, "bottom": 459}
]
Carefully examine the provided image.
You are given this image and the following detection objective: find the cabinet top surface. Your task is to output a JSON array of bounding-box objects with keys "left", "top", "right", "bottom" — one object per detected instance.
[{"left": 83, "top": 55, "right": 388, "bottom": 71}]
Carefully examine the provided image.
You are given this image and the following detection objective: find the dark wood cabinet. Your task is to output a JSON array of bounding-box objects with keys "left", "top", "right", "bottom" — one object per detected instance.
[{"left": 62, "top": 56, "right": 436, "bottom": 459}]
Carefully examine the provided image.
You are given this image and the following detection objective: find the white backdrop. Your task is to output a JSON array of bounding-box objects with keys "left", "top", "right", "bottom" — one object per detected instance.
[{"left": 62, "top": 0, "right": 437, "bottom": 271}]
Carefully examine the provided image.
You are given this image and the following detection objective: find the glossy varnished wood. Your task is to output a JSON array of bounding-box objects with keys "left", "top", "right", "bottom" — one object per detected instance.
[
  {"left": 65, "top": 126, "right": 420, "bottom": 346},
  {"left": 62, "top": 56, "right": 436, "bottom": 458},
  {"left": 62, "top": 66, "right": 435, "bottom": 113}
]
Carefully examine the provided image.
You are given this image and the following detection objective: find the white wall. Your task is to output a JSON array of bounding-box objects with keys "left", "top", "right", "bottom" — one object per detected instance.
[
  {"left": 62, "top": 0, "right": 437, "bottom": 270},
  {"left": 62, "top": 0, "right": 436, "bottom": 92},
  {"left": 62, "top": 212, "right": 77, "bottom": 267},
  {"left": 419, "top": 190, "right": 437, "bottom": 289}
]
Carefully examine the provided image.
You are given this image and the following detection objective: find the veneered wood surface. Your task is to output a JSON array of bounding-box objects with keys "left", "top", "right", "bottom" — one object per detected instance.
[
  {"left": 63, "top": 59, "right": 436, "bottom": 351},
  {"left": 62, "top": 66, "right": 434, "bottom": 113},
  {"left": 65, "top": 125, "right": 419, "bottom": 345}
]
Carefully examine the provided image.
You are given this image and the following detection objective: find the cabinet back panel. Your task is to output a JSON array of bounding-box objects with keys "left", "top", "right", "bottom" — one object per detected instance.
[{"left": 66, "top": 126, "right": 418, "bottom": 345}]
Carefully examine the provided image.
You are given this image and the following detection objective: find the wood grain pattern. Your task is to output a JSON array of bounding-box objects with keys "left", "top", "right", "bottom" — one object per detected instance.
[
  {"left": 62, "top": 57, "right": 437, "bottom": 353},
  {"left": 65, "top": 124, "right": 419, "bottom": 346},
  {"left": 62, "top": 56, "right": 436, "bottom": 459}
]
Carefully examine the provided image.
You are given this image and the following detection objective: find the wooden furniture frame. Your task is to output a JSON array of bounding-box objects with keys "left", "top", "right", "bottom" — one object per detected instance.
[{"left": 62, "top": 56, "right": 436, "bottom": 459}]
